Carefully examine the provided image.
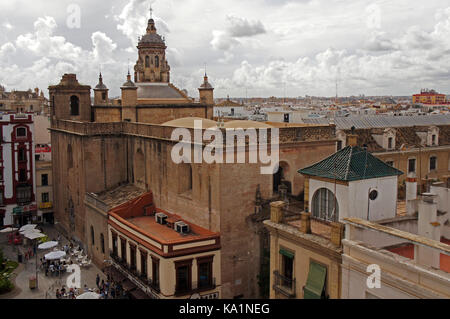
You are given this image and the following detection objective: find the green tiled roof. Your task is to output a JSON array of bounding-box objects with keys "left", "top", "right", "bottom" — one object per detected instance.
[{"left": 298, "top": 146, "right": 403, "bottom": 182}]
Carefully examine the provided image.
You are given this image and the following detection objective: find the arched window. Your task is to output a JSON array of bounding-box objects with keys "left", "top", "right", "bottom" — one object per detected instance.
[
  {"left": 145, "top": 56, "right": 150, "bottom": 68},
  {"left": 155, "top": 55, "right": 159, "bottom": 68},
  {"left": 70, "top": 95, "right": 79, "bottom": 116},
  {"left": 100, "top": 233, "right": 105, "bottom": 254},
  {"left": 90, "top": 226, "right": 95, "bottom": 245},
  {"left": 311, "top": 188, "right": 339, "bottom": 222}
]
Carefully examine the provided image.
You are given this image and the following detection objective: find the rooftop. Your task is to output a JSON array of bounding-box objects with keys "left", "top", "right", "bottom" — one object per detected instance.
[
  {"left": 92, "top": 184, "right": 146, "bottom": 209},
  {"left": 299, "top": 145, "right": 404, "bottom": 182}
]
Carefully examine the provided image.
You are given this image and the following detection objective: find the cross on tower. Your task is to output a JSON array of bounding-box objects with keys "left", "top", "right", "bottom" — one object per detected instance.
[{"left": 150, "top": 5, "right": 153, "bottom": 19}]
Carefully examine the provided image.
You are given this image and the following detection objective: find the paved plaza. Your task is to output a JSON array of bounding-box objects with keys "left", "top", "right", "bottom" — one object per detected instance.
[{"left": 0, "top": 224, "right": 107, "bottom": 299}]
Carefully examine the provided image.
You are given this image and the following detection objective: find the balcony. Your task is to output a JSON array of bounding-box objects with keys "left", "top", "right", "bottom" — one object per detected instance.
[
  {"left": 273, "top": 271, "right": 296, "bottom": 298},
  {"left": 109, "top": 252, "right": 160, "bottom": 297},
  {"left": 174, "top": 278, "right": 216, "bottom": 297}
]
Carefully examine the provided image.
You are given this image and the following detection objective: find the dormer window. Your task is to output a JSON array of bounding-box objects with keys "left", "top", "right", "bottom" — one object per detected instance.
[
  {"left": 427, "top": 127, "right": 439, "bottom": 146},
  {"left": 70, "top": 95, "right": 79, "bottom": 116},
  {"left": 431, "top": 134, "right": 436, "bottom": 146}
]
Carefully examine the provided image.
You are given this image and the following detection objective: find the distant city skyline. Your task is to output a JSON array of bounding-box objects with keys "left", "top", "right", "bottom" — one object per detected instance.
[{"left": 1, "top": 0, "right": 450, "bottom": 98}]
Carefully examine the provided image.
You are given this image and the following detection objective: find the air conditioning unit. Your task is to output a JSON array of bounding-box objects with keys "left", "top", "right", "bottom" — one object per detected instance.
[
  {"left": 175, "top": 221, "right": 190, "bottom": 234},
  {"left": 155, "top": 213, "right": 168, "bottom": 225}
]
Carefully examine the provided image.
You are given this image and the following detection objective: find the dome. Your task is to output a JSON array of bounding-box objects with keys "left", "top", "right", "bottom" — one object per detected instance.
[
  {"left": 139, "top": 33, "right": 165, "bottom": 45},
  {"left": 95, "top": 83, "right": 107, "bottom": 90},
  {"left": 161, "top": 117, "right": 218, "bottom": 129},
  {"left": 223, "top": 120, "right": 273, "bottom": 129},
  {"left": 122, "top": 80, "right": 136, "bottom": 88}
]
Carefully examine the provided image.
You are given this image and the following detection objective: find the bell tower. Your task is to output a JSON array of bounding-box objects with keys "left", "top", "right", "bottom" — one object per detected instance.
[
  {"left": 48, "top": 74, "right": 92, "bottom": 122},
  {"left": 134, "top": 8, "right": 170, "bottom": 83}
]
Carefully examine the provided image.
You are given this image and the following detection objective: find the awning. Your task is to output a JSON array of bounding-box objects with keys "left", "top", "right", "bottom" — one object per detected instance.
[
  {"left": 279, "top": 248, "right": 294, "bottom": 259},
  {"left": 303, "top": 261, "right": 326, "bottom": 299},
  {"left": 129, "top": 288, "right": 151, "bottom": 299},
  {"left": 122, "top": 279, "right": 136, "bottom": 292}
]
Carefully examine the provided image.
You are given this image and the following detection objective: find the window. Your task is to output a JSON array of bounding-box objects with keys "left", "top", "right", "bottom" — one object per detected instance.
[
  {"left": 432, "top": 134, "right": 436, "bottom": 145},
  {"left": 386, "top": 161, "right": 394, "bottom": 167},
  {"left": 303, "top": 261, "right": 327, "bottom": 299},
  {"left": 337, "top": 140, "right": 343, "bottom": 151},
  {"left": 30, "top": 105, "right": 33, "bottom": 111},
  {"left": 120, "top": 238, "right": 127, "bottom": 261},
  {"left": 430, "top": 156, "right": 437, "bottom": 171},
  {"left": 16, "top": 185, "right": 32, "bottom": 204},
  {"left": 112, "top": 232, "right": 118, "bottom": 257},
  {"left": 283, "top": 113, "right": 290, "bottom": 123},
  {"left": 0, "top": 171, "right": 3, "bottom": 181},
  {"left": 101, "top": 92, "right": 106, "bottom": 101},
  {"left": 16, "top": 127, "right": 27, "bottom": 137},
  {"left": 388, "top": 137, "right": 393, "bottom": 149},
  {"left": 18, "top": 148, "right": 26, "bottom": 162},
  {"left": 99, "top": 233, "right": 105, "bottom": 254},
  {"left": 281, "top": 249, "right": 294, "bottom": 285},
  {"left": 311, "top": 188, "right": 339, "bottom": 222},
  {"left": 129, "top": 244, "right": 137, "bottom": 270},
  {"left": 41, "top": 174, "right": 48, "bottom": 186},
  {"left": 41, "top": 192, "right": 49, "bottom": 203},
  {"left": 140, "top": 250, "right": 147, "bottom": 278},
  {"left": 67, "top": 144, "right": 73, "bottom": 169},
  {"left": 408, "top": 158, "right": 416, "bottom": 174},
  {"left": 19, "top": 169, "right": 27, "bottom": 182},
  {"left": 0, "top": 191, "right": 3, "bottom": 206},
  {"left": 90, "top": 226, "right": 95, "bottom": 245},
  {"left": 145, "top": 56, "right": 150, "bottom": 68},
  {"left": 175, "top": 259, "right": 192, "bottom": 294},
  {"left": 155, "top": 55, "right": 159, "bottom": 68},
  {"left": 35, "top": 154, "right": 40, "bottom": 161},
  {"left": 151, "top": 256, "right": 160, "bottom": 289},
  {"left": 70, "top": 95, "right": 79, "bottom": 116},
  {"left": 197, "top": 256, "right": 214, "bottom": 289}
]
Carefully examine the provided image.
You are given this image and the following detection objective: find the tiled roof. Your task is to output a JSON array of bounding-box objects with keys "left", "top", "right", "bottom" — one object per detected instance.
[
  {"left": 137, "top": 83, "right": 186, "bottom": 99},
  {"left": 299, "top": 146, "right": 404, "bottom": 181},
  {"left": 302, "top": 114, "right": 450, "bottom": 129}
]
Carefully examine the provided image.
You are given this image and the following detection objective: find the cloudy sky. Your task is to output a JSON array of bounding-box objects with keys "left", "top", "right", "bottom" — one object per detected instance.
[{"left": 1, "top": 0, "right": 450, "bottom": 98}]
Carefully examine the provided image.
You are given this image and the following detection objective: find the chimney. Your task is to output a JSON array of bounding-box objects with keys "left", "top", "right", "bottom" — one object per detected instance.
[
  {"left": 330, "top": 222, "right": 344, "bottom": 246},
  {"left": 270, "top": 201, "right": 286, "bottom": 224},
  {"left": 299, "top": 212, "right": 311, "bottom": 234},
  {"left": 346, "top": 134, "right": 358, "bottom": 147},
  {"left": 405, "top": 176, "right": 418, "bottom": 216},
  {"left": 415, "top": 193, "right": 441, "bottom": 269}
]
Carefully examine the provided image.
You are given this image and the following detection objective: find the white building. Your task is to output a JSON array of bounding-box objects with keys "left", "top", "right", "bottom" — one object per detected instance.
[
  {"left": 0, "top": 113, "right": 37, "bottom": 227},
  {"left": 299, "top": 135, "right": 403, "bottom": 222}
]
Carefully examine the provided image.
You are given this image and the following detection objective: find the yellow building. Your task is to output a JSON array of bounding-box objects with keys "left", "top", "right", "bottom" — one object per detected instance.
[
  {"left": 264, "top": 201, "right": 344, "bottom": 299},
  {"left": 413, "top": 89, "right": 447, "bottom": 105}
]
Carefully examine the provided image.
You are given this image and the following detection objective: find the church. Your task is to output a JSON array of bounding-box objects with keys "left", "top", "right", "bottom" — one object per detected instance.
[{"left": 48, "top": 11, "right": 338, "bottom": 298}]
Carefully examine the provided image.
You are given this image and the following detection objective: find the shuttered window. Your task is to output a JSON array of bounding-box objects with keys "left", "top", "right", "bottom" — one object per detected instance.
[{"left": 303, "top": 261, "right": 327, "bottom": 299}]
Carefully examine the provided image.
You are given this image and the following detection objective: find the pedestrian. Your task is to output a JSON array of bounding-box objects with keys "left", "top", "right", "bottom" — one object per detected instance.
[
  {"left": 96, "top": 274, "right": 100, "bottom": 288},
  {"left": 84, "top": 284, "right": 89, "bottom": 292},
  {"left": 55, "top": 289, "right": 61, "bottom": 299}
]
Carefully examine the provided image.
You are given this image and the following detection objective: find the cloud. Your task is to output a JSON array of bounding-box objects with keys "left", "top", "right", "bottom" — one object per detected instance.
[
  {"left": 114, "top": 0, "right": 170, "bottom": 46},
  {"left": 210, "top": 15, "right": 266, "bottom": 63},
  {"left": 226, "top": 15, "right": 266, "bottom": 38}
]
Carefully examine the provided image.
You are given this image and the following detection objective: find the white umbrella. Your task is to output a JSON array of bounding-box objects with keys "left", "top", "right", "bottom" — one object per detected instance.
[
  {"left": 38, "top": 241, "right": 58, "bottom": 250},
  {"left": 24, "top": 232, "right": 46, "bottom": 240},
  {"left": 76, "top": 292, "right": 100, "bottom": 299},
  {"left": 0, "top": 227, "right": 18, "bottom": 233},
  {"left": 44, "top": 250, "right": 66, "bottom": 260},
  {"left": 19, "top": 224, "right": 37, "bottom": 232}
]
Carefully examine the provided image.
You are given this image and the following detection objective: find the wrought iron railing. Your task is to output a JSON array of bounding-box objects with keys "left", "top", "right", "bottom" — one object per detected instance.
[{"left": 273, "top": 271, "right": 296, "bottom": 297}]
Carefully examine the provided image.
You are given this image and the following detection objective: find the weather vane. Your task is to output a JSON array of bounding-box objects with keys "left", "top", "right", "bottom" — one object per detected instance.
[{"left": 150, "top": 4, "right": 153, "bottom": 19}]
